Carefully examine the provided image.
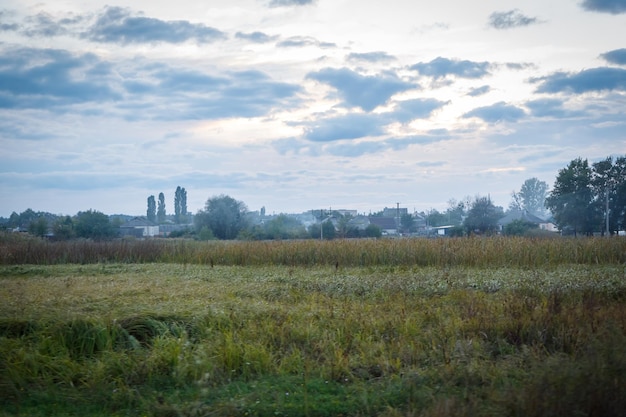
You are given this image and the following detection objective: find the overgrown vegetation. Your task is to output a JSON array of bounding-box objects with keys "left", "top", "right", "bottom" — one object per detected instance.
[
  {"left": 1, "top": 236, "right": 625, "bottom": 416},
  {"left": 2, "top": 232, "right": 626, "bottom": 267}
]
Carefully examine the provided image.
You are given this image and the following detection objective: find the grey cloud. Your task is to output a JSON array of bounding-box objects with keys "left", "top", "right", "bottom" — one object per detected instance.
[
  {"left": 0, "top": 47, "right": 301, "bottom": 119},
  {"left": 299, "top": 98, "right": 446, "bottom": 142},
  {"left": 518, "top": 150, "right": 563, "bottom": 164},
  {"left": 324, "top": 141, "right": 389, "bottom": 157},
  {"left": 467, "top": 85, "right": 491, "bottom": 96},
  {"left": 391, "top": 98, "right": 448, "bottom": 123},
  {"left": 410, "top": 57, "right": 492, "bottom": 79},
  {"left": 127, "top": 65, "right": 302, "bottom": 120},
  {"left": 306, "top": 67, "right": 416, "bottom": 111},
  {"left": 505, "top": 62, "right": 535, "bottom": 70},
  {"left": 22, "top": 12, "right": 70, "bottom": 37},
  {"left": 347, "top": 51, "right": 397, "bottom": 63},
  {"left": 0, "top": 22, "right": 19, "bottom": 31},
  {"left": 488, "top": 9, "right": 539, "bottom": 29},
  {"left": 581, "top": 0, "right": 626, "bottom": 14},
  {"left": 533, "top": 67, "right": 626, "bottom": 93},
  {"left": 325, "top": 134, "right": 449, "bottom": 157},
  {"left": 269, "top": 0, "right": 315, "bottom": 7},
  {"left": 484, "top": 111, "right": 626, "bottom": 150},
  {"left": 525, "top": 98, "right": 585, "bottom": 118},
  {"left": 600, "top": 48, "right": 626, "bottom": 65},
  {"left": 0, "top": 11, "right": 19, "bottom": 32},
  {"left": 277, "top": 36, "right": 336, "bottom": 48},
  {"left": 463, "top": 101, "right": 526, "bottom": 123},
  {"left": 235, "top": 31, "right": 277, "bottom": 43},
  {"left": 86, "top": 6, "right": 226, "bottom": 44},
  {"left": 304, "top": 113, "right": 386, "bottom": 142},
  {"left": 275, "top": 132, "right": 448, "bottom": 157},
  {"left": 2, "top": 171, "right": 143, "bottom": 191},
  {"left": 0, "top": 10, "right": 20, "bottom": 32},
  {"left": 0, "top": 47, "right": 120, "bottom": 109}
]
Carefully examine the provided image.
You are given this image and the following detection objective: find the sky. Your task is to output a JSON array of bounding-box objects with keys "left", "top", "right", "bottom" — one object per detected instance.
[{"left": 1, "top": 0, "right": 625, "bottom": 217}]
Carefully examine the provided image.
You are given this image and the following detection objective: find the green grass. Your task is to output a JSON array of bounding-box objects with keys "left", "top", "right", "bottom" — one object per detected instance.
[{"left": 1, "top": 261, "right": 626, "bottom": 416}]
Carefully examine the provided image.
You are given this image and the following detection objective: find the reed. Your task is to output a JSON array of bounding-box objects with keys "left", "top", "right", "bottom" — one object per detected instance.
[{"left": 2, "top": 232, "right": 626, "bottom": 267}]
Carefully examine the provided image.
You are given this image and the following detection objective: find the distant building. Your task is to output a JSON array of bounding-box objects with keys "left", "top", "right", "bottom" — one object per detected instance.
[
  {"left": 347, "top": 215, "right": 371, "bottom": 231},
  {"left": 119, "top": 217, "right": 159, "bottom": 238},
  {"left": 335, "top": 209, "right": 358, "bottom": 217},
  {"left": 433, "top": 225, "right": 455, "bottom": 236},
  {"left": 368, "top": 217, "right": 398, "bottom": 235},
  {"left": 497, "top": 210, "right": 556, "bottom": 232},
  {"left": 382, "top": 207, "right": 408, "bottom": 218}
]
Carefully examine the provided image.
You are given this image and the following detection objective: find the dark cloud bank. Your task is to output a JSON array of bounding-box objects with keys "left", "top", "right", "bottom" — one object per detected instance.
[{"left": 581, "top": 0, "right": 626, "bottom": 14}]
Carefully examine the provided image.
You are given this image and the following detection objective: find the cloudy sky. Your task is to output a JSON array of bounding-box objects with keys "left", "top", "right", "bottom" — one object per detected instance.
[{"left": 1, "top": 0, "right": 625, "bottom": 217}]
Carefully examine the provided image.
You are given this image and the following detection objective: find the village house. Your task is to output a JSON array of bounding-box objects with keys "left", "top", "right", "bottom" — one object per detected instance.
[
  {"left": 119, "top": 217, "right": 159, "bottom": 238},
  {"left": 497, "top": 210, "right": 556, "bottom": 233}
]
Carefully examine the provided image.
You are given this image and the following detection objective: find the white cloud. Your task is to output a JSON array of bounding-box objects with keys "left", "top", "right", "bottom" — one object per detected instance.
[{"left": 1, "top": 0, "right": 625, "bottom": 216}]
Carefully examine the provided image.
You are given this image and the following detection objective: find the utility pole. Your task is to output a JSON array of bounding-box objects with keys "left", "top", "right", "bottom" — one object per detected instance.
[
  {"left": 396, "top": 202, "right": 400, "bottom": 234},
  {"left": 606, "top": 188, "right": 610, "bottom": 236}
]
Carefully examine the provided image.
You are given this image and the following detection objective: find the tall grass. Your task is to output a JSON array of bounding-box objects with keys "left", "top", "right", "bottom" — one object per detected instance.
[
  {"left": 2, "top": 232, "right": 626, "bottom": 267},
  {"left": 1, "top": 263, "right": 626, "bottom": 416}
]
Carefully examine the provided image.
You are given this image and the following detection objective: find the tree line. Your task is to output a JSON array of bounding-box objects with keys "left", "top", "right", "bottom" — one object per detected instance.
[
  {"left": 2, "top": 156, "right": 625, "bottom": 240},
  {"left": 546, "top": 156, "right": 626, "bottom": 236}
]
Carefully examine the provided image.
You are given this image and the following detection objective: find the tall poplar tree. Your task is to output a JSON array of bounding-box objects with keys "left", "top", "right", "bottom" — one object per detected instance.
[
  {"left": 157, "top": 192, "right": 166, "bottom": 223},
  {"left": 147, "top": 195, "right": 156, "bottom": 222},
  {"left": 174, "top": 186, "right": 188, "bottom": 224}
]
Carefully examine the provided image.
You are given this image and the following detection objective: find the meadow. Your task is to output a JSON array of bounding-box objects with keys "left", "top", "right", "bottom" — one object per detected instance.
[{"left": 1, "top": 234, "right": 625, "bottom": 416}]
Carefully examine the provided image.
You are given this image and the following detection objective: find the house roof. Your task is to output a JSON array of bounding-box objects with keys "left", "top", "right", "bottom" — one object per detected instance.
[
  {"left": 368, "top": 216, "right": 397, "bottom": 230},
  {"left": 498, "top": 210, "right": 546, "bottom": 226},
  {"left": 121, "top": 217, "right": 157, "bottom": 227}
]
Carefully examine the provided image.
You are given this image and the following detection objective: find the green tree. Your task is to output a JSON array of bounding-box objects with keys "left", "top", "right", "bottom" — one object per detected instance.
[
  {"left": 262, "top": 214, "right": 307, "bottom": 240},
  {"left": 592, "top": 156, "right": 626, "bottom": 235},
  {"left": 308, "top": 223, "right": 322, "bottom": 239},
  {"left": 147, "top": 195, "right": 156, "bottom": 222},
  {"left": 510, "top": 177, "right": 549, "bottom": 216},
  {"left": 464, "top": 196, "right": 503, "bottom": 235},
  {"left": 321, "top": 220, "right": 336, "bottom": 240},
  {"left": 7, "top": 212, "right": 20, "bottom": 228},
  {"left": 157, "top": 192, "right": 166, "bottom": 224},
  {"left": 74, "top": 210, "right": 117, "bottom": 240},
  {"left": 28, "top": 217, "right": 48, "bottom": 237},
  {"left": 194, "top": 195, "right": 248, "bottom": 240},
  {"left": 426, "top": 209, "right": 447, "bottom": 227},
  {"left": 180, "top": 188, "right": 188, "bottom": 222},
  {"left": 400, "top": 213, "right": 415, "bottom": 233},
  {"left": 445, "top": 199, "right": 467, "bottom": 226},
  {"left": 336, "top": 214, "right": 352, "bottom": 238},
  {"left": 53, "top": 216, "right": 74, "bottom": 240},
  {"left": 503, "top": 219, "right": 538, "bottom": 236},
  {"left": 21, "top": 209, "right": 38, "bottom": 226},
  {"left": 612, "top": 156, "right": 626, "bottom": 233},
  {"left": 364, "top": 223, "right": 382, "bottom": 238},
  {"left": 546, "top": 158, "right": 595, "bottom": 236},
  {"left": 174, "top": 186, "right": 188, "bottom": 224}
]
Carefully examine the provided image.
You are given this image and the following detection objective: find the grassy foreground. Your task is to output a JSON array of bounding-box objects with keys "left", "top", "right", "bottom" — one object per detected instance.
[{"left": 1, "top": 260, "right": 626, "bottom": 416}]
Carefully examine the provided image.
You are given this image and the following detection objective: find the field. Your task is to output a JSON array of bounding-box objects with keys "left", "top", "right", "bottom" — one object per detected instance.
[{"left": 1, "top": 235, "right": 626, "bottom": 416}]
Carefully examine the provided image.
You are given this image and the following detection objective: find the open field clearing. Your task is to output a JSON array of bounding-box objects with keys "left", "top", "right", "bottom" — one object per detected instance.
[{"left": 1, "top": 258, "right": 626, "bottom": 416}]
